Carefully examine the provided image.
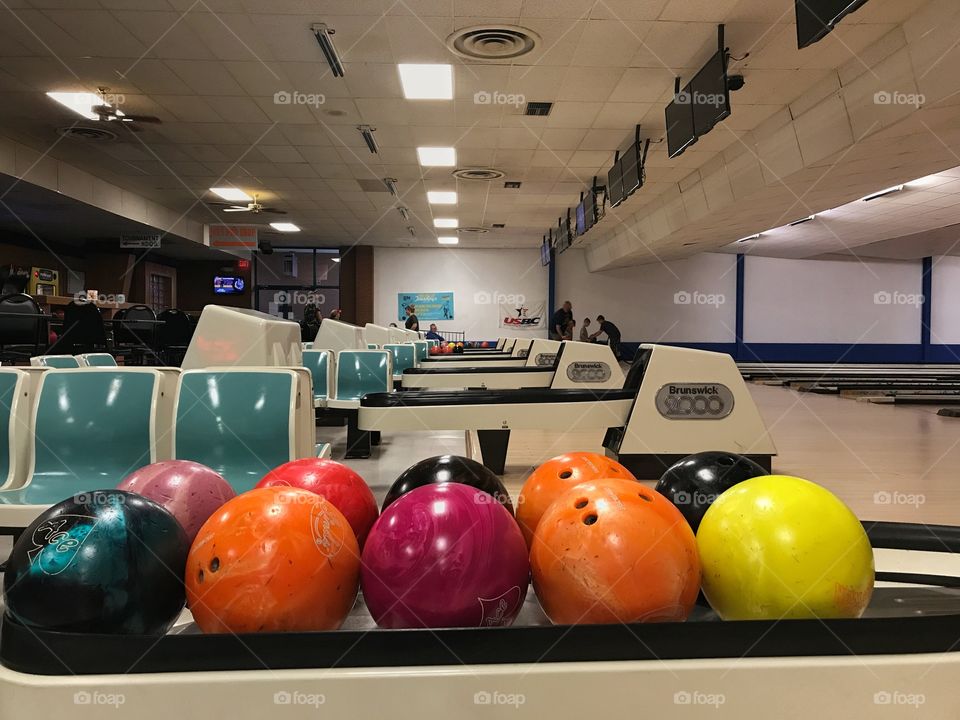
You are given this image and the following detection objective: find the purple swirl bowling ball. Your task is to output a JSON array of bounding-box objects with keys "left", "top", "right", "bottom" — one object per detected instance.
[
  {"left": 361, "top": 482, "right": 530, "bottom": 629},
  {"left": 117, "top": 460, "right": 236, "bottom": 542}
]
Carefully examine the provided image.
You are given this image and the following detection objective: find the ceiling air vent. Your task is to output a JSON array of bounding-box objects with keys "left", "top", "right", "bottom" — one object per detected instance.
[
  {"left": 524, "top": 102, "right": 553, "bottom": 117},
  {"left": 452, "top": 168, "right": 505, "bottom": 181},
  {"left": 492, "top": 223, "right": 506, "bottom": 228},
  {"left": 504, "top": 181, "right": 522, "bottom": 189},
  {"left": 459, "top": 227, "right": 490, "bottom": 234},
  {"left": 57, "top": 126, "right": 117, "bottom": 141},
  {"left": 447, "top": 25, "right": 540, "bottom": 61}
]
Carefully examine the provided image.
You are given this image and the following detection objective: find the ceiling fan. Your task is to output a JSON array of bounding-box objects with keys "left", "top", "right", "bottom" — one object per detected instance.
[
  {"left": 92, "top": 87, "right": 161, "bottom": 125},
  {"left": 209, "top": 193, "right": 287, "bottom": 215}
]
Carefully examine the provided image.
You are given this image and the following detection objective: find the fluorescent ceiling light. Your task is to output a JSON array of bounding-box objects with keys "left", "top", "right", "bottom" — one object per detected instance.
[
  {"left": 438, "top": 236, "right": 459, "bottom": 245},
  {"left": 270, "top": 222, "right": 300, "bottom": 232},
  {"left": 332, "top": 258, "right": 341, "bottom": 263},
  {"left": 789, "top": 215, "right": 816, "bottom": 227},
  {"left": 210, "top": 187, "right": 253, "bottom": 202},
  {"left": 46, "top": 91, "right": 101, "bottom": 120},
  {"left": 427, "top": 191, "right": 457, "bottom": 204},
  {"left": 862, "top": 185, "right": 905, "bottom": 202},
  {"left": 736, "top": 233, "right": 761, "bottom": 243},
  {"left": 398, "top": 64, "right": 453, "bottom": 100},
  {"left": 417, "top": 147, "right": 457, "bottom": 167},
  {"left": 433, "top": 218, "right": 458, "bottom": 228}
]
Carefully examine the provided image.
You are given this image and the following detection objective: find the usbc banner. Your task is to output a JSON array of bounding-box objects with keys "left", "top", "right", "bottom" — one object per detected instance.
[
  {"left": 398, "top": 292, "right": 454, "bottom": 321},
  {"left": 500, "top": 301, "right": 545, "bottom": 330}
]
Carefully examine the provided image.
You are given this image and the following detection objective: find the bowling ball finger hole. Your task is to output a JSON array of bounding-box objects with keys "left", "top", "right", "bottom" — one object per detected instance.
[
  {"left": 197, "top": 569, "right": 204, "bottom": 584},
  {"left": 559, "top": 470, "right": 573, "bottom": 479},
  {"left": 209, "top": 557, "right": 220, "bottom": 573},
  {"left": 638, "top": 492, "right": 653, "bottom": 502},
  {"left": 574, "top": 498, "right": 589, "bottom": 509},
  {"left": 582, "top": 513, "right": 598, "bottom": 526},
  {"left": 718, "top": 457, "right": 735, "bottom": 466}
]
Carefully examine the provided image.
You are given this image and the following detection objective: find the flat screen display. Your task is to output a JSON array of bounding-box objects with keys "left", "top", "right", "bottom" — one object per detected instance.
[
  {"left": 584, "top": 192, "right": 596, "bottom": 230},
  {"left": 797, "top": 0, "right": 870, "bottom": 49},
  {"left": 620, "top": 142, "right": 641, "bottom": 198},
  {"left": 540, "top": 239, "right": 551, "bottom": 267},
  {"left": 690, "top": 51, "right": 731, "bottom": 138},
  {"left": 607, "top": 160, "right": 624, "bottom": 207},
  {"left": 666, "top": 83, "right": 697, "bottom": 159},
  {"left": 214, "top": 276, "right": 245, "bottom": 295},
  {"left": 576, "top": 202, "right": 586, "bottom": 235}
]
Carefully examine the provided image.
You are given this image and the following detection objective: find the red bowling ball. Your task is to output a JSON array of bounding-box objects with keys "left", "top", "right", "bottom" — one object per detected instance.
[
  {"left": 256, "top": 458, "right": 378, "bottom": 547},
  {"left": 361, "top": 483, "right": 529, "bottom": 629}
]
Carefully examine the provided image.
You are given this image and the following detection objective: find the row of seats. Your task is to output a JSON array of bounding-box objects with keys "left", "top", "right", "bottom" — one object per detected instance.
[
  {"left": 0, "top": 366, "right": 328, "bottom": 528},
  {"left": 29, "top": 353, "right": 118, "bottom": 368}
]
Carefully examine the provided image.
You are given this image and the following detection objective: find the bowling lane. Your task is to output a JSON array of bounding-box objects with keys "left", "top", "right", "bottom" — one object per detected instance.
[{"left": 464, "top": 383, "right": 960, "bottom": 525}]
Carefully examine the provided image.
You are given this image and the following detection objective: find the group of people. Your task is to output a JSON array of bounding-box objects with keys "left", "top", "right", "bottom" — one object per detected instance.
[
  {"left": 550, "top": 300, "right": 622, "bottom": 359},
  {"left": 300, "top": 304, "right": 342, "bottom": 342}
]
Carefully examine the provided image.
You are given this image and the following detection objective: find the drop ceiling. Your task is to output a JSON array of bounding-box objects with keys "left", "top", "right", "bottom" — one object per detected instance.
[{"left": 0, "top": 0, "right": 939, "bottom": 251}]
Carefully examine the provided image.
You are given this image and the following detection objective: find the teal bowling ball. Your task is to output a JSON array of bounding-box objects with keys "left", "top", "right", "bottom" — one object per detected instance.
[{"left": 3, "top": 490, "right": 189, "bottom": 634}]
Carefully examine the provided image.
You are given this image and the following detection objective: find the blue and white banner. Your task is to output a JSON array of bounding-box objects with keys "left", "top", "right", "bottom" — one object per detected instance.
[
  {"left": 500, "top": 301, "right": 545, "bottom": 330},
  {"left": 398, "top": 292, "right": 454, "bottom": 321}
]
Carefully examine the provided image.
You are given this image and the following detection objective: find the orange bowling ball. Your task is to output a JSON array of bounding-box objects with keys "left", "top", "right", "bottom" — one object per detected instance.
[
  {"left": 531, "top": 478, "right": 700, "bottom": 624},
  {"left": 186, "top": 487, "right": 360, "bottom": 633},
  {"left": 517, "top": 452, "right": 636, "bottom": 547}
]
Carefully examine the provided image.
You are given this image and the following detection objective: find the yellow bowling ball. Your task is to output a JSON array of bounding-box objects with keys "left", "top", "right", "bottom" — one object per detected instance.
[{"left": 697, "top": 475, "right": 874, "bottom": 620}]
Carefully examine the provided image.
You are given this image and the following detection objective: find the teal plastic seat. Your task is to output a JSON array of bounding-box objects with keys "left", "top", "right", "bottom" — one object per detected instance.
[
  {"left": 79, "top": 353, "right": 118, "bottom": 367},
  {"left": 302, "top": 349, "right": 333, "bottom": 404},
  {"left": 174, "top": 370, "right": 297, "bottom": 493},
  {"left": 0, "top": 371, "right": 19, "bottom": 488},
  {"left": 330, "top": 351, "right": 390, "bottom": 405},
  {"left": 31, "top": 355, "right": 81, "bottom": 368},
  {"left": 366, "top": 343, "right": 379, "bottom": 350},
  {"left": 384, "top": 344, "right": 417, "bottom": 376},
  {"left": 0, "top": 370, "right": 158, "bottom": 506},
  {"left": 412, "top": 341, "right": 428, "bottom": 362}
]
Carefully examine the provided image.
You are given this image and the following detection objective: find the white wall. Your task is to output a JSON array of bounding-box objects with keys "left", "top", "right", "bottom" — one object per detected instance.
[
  {"left": 932, "top": 256, "right": 960, "bottom": 344},
  {"left": 373, "top": 247, "right": 547, "bottom": 339},
  {"left": 556, "top": 249, "right": 737, "bottom": 343},
  {"left": 743, "top": 256, "right": 922, "bottom": 344}
]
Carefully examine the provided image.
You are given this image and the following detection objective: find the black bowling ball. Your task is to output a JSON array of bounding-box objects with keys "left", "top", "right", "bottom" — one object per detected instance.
[
  {"left": 4, "top": 490, "right": 189, "bottom": 634},
  {"left": 382, "top": 455, "right": 513, "bottom": 513},
  {"left": 655, "top": 451, "right": 768, "bottom": 532}
]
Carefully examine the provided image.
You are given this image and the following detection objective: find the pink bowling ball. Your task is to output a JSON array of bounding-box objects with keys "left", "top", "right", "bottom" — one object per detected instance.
[{"left": 117, "top": 461, "right": 236, "bottom": 542}]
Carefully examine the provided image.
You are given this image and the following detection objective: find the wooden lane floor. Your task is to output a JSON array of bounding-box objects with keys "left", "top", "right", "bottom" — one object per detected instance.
[{"left": 490, "top": 383, "right": 960, "bottom": 526}]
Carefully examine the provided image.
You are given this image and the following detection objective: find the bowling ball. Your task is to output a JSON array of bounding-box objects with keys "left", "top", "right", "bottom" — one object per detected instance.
[
  {"left": 186, "top": 487, "right": 360, "bottom": 633},
  {"left": 361, "top": 483, "right": 529, "bottom": 628},
  {"left": 256, "top": 458, "right": 378, "bottom": 547},
  {"left": 117, "top": 460, "right": 236, "bottom": 542},
  {"left": 4, "top": 490, "right": 189, "bottom": 634},
  {"left": 429, "top": 346, "right": 439, "bottom": 355},
  {"left": 517, "top": 452, "right": 636, "bottom": 547},
  {"left": 382, "top": 455, "right": 513, "bottom": 513},
  {"left": 531, "top": 478, "right": 700, "bottom": 624},
  {"left": 453, "top": 345, "right": 464, "bottom": 354},
  {"left": 697, "top": 475, "right": 874, "bottom": 620},
  {"left": 655, "top": 451, "right": 767, "bottom": 533}
]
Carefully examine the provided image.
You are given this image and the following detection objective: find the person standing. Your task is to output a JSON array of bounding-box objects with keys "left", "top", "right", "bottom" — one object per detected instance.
[
  {"left": 550, "top": 300, "right": 572, "bottom": 341},
  {"left": 590, "top": 315, "right": 622, "bottom": 359},
  {"left": 404, "top": 305, "right": 419, "bottom": 331}
]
